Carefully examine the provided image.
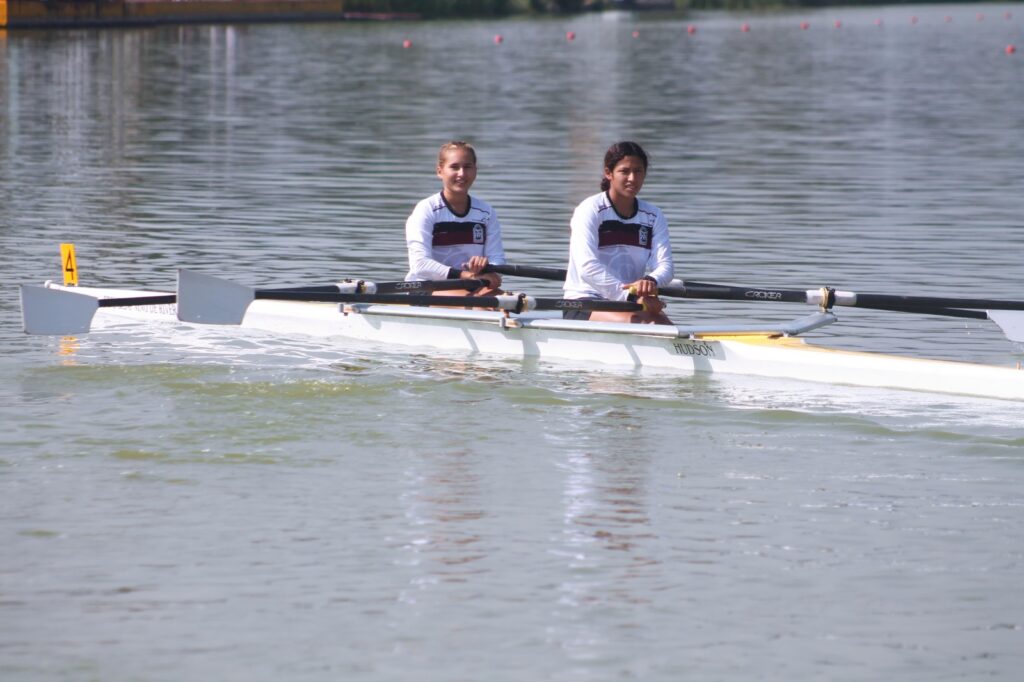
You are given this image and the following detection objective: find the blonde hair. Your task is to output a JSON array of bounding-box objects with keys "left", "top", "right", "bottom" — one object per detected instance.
[{"left": 437, "top": 141, "right": 477, "bottom": 167}]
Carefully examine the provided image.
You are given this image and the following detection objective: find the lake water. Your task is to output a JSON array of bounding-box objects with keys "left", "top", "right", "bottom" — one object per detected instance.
[{"left": 2, "top": 5, "right": 1024, "bottom": 680}]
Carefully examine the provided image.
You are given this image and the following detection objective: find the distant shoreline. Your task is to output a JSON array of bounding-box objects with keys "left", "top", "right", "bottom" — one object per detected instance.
[
  {"left": 1, "top": 0, "right": 423, "bottom": 30},
  {"left": 0, "top": 0, "right": 999, "bottom": 30}
]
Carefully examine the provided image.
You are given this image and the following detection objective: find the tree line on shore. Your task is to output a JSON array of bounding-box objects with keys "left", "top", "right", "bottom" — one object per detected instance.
[{"left": 343, "top": 0, "right": 988, "bottom": 18}]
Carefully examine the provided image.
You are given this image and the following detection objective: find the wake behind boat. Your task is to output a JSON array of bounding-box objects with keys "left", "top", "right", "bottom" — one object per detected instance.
[{"left": 19, "top": 266, "right": 1024, "bottom": 402}]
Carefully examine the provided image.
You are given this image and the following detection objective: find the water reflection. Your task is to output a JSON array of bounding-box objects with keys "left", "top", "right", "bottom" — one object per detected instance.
[
  {"left": 532, "top": 401, "right": 673, "bottom": 672},
  {"left": 400, "top": 449, "right": 488, "bottom": 588},
  {"left": 58, "top": 336, "right": 79, "bottom": 364}
]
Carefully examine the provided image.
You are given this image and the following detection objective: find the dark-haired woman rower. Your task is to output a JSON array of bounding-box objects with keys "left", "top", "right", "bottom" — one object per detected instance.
[{"left": 563, "top": 141, "right": 674, "bottom": 324}]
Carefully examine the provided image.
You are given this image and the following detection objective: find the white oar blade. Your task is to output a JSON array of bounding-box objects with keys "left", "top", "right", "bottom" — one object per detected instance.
[
  {"left": 176, "top": 269, "right": 255, "bottom": 325},
  {"left": 20, "top": 285, "right": 99, "bottom": 335},
  {"left": 988, "top": 310, "right": 1024, "bottom": 343}
]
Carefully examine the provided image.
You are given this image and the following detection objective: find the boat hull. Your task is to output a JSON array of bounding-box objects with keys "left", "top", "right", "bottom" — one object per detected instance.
[{"left": 45, "top": 283, "right": 1024, "bottom": 401}]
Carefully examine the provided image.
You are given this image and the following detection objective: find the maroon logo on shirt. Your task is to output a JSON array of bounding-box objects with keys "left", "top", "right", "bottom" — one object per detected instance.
[
  {"left": 434, "top": 222, "right": 486, "bottom": 247},
  {"left": 598, "top": 221, "right": 652, "bottom": 250}
]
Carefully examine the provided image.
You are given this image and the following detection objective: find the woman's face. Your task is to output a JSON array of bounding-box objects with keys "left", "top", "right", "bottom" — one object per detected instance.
[
  {"left": 437, "top": 148, "right": 477, "bottom": 198},
  {"left": 604, "top": 155, "right": 647, "bottom": 200}
]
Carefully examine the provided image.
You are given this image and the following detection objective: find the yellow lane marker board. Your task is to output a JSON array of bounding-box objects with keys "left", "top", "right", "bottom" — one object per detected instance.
[{"left": 60, "top": 243, "right": 78, "bottom": 286}]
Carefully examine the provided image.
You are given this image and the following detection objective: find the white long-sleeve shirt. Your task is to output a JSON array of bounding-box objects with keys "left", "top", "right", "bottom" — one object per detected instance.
[
  {"left": 405, "top": 192, "right": 506, "bottom": 281},
  {"left": 563, "top": 192, "right": 674, "bottom": 301}
]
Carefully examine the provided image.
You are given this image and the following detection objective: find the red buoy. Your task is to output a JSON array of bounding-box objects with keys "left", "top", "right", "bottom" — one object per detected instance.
[
  {"left": 494, "top": 34, "right": 503, "bottom": 45},
  {"left": 687, "top": 25, "right": 697, "bottom": 35},
  {"left": 834, "top": 20, "right": 842, "bottom": 29},
  {"left": 632, "top": 30, "right": 640, "bottom": 38},
  {"left": 566, "top": 31, "right": 576, "bottom": 42},
  {"left": 1008, "top": 44, "right": 1018, "bottom": 55},
  {"left": 402, "top": 39, "right": 412, "bottom": 49},
  {"left": 800, "top": 21, "right": 809, "bottom": 30},
  {"left": 740, "top": 23, "right": 750, "bottom": 33}
]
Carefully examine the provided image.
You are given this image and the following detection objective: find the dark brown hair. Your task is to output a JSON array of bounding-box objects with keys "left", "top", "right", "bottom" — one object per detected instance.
[{"left": 600, "top": 141, "right": 649, "bottom": 192}]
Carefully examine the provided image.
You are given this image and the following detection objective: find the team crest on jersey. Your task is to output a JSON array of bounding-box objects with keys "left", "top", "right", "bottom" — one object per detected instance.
[
  {"left": 473, "top": 224, "right": 485, "bottom": 244},
  {"left": 597, "top": 221, "right": 653, "bottom": 250}
]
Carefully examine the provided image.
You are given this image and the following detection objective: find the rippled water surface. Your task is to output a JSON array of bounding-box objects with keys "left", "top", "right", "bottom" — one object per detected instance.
[{"left": 2, "top": 5, "right": 1024, "bottom": 680}]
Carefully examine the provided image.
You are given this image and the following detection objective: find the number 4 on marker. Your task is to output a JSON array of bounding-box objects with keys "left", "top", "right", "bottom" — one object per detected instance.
[{"left": 60, "top": 243, "right": 79, "bottom": 286}]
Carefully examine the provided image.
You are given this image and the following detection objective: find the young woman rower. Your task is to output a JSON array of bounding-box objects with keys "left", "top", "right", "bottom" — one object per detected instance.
[
  {"left": 563, "top": 141, "right": 674, "bottom": 324},
  {"left": 405, "top": 141, "right": 505, "bottom": 296}
]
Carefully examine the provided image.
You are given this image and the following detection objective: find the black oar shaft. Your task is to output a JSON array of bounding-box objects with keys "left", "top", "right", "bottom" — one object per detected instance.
[
  {"left": 853, "top": 293, "right": 1024, "bottom": 312},
  {"left": 98, "top": 294, "right": 176, "bottom": 307},
  {"left": 664, "top": 283, "right": 1014, "bottom": 318},
  {"left": 262, "top": 285, "right": 348, "bottom": 295},
  {"left": 488, "top": 263, "right": 1024, "bottom": 313},
  {"left": 259, "top": 293, "right": 479, "bottom": 305},
  {"left": 862, "top": 304, "right": 989, "bottom": 320},
  {"left": 251, "top": 291, "right": 641, "bottom": 313},
  {"left": 259, "top": 279, "right": 484, "bottom": 296},
  {"left": 537, "top": 298, "right": 641, "bottom": 313},
  {"left": 486, "top": 264, "right": 566, "bottom": 281},
  {"left": 372, "top": 279, "right": 485, "bottom": 294},
  {"left": 660, "top": 283, "right": 810, "bottom": 304},
  {"left": 91, "top": 280, "right": 483, "bottom": 309}
]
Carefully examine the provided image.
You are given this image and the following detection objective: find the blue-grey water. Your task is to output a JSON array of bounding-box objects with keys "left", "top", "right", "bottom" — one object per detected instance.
[{"left": 2, "top": 5, "right": 1024, "bottom": 680}]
